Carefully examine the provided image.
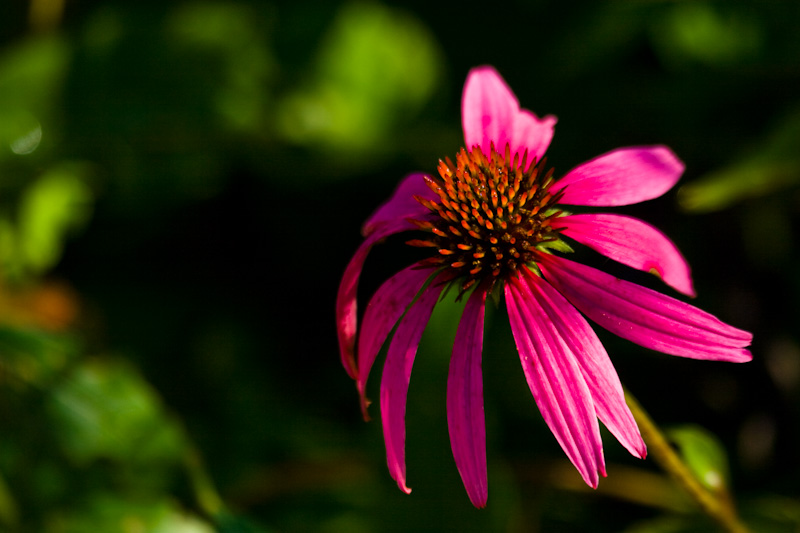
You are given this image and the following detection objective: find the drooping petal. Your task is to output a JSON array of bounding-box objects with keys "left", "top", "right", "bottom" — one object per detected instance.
[
  {"left": 518, "top": 267, "right": 645, "bottom": 459},
  {"left": 380, "top": 275, "right": 447, "bottom": 494},
  {"left": 462, "top": 66, "right": 556, "bottom": 165},
  {"left": 552, "top": 213, "right": 695, "bottom": 297},
  {"left": 336, "top": 230, "right": 389, "bottom": 379},
  {"left": 553, "top": 146, "right": 684, "bottom": 206},
  {"left": 538, "top": 254, "right": 753, "bottom": 362},
  {"left": 447, "top": 286, "right": 489, "bottom": 508},
  {"left": 357, "top": 264, "right": 434, "bottom": 419},
  {"left": 362, "top": 173, "right": 439, "bottom": 237},
  {"left": 338, "top": 173, "right": 436, "bottom": 380},
  {"left": 505, "top": 273, "right": 605, "bottom": 487}
]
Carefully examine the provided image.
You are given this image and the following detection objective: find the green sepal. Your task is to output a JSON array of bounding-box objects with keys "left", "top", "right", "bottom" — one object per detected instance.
[{"left": 537, "top": 238, "right": 574, "bottom": 254}]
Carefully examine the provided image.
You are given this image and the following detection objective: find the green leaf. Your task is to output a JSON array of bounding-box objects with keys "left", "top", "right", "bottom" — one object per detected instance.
[
  {"left": 46, "top": 358, "right": 187, "bottom": 467},
  {"left": 667, "top": 425, "right": 730, "bottom": 494},
  {"left": 651, "top": 2, "right": 763, "bottom": 68},
  {"left": 0, "top": 35, "right": 70, "bottom": 164},
  {"left": 277, "top": 2, "right": 442, "bottom": 159},
  {"left": 17, "top": 163, "right": 93, "bottom": 275}
]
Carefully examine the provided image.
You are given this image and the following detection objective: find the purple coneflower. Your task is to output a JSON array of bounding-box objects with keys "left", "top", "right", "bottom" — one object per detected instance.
[{"left": 336, "top": 66, "right": 752, "bottom": 507}]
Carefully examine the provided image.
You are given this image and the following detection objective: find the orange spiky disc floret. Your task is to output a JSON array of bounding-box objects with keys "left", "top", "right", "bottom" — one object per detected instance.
[{"left": 407, "top": 143, "right": 564, "bottom": 293}]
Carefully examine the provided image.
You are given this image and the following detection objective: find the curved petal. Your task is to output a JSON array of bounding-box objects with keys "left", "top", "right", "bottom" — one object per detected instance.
[
  {"left": 357, "top": 264, "right": 434, "bottom": 419},
  {"left": 462, "top": 66, "right": 556, "bottom": 165},
  {"left": 362, "top": 173, "right": 438, "bottom": 237},
  {"left": 505, "top": 273, "right": 605, "bottom": 487},
  {"left": 336, "top": 229, "right": 390, "bottom": 379},
  {"left": 518, "top": 267, "right": 645, "bottom": 459},
  {"left": 447, "top": 286, "right": 488, "bottom": 508},
  {"left": 538, "top": 254, "right": 753, "bottom": 362},
  {"left": 380, "top": 275, "right": 446, "bottom": 494},
  {"left": 552, "top": 213, "right": 695, "bottom": 297},
  {"left": 553, "top": 146, "right": 684, "bottom": 206},
  {"left": 338, "top": 172, "right": 437, "bottom": 380},
  {"left": 337, "top": 220, "right": 421, "bottom": 380}
]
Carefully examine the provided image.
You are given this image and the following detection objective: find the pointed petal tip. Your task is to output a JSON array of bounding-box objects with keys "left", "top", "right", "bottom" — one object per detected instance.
[
  {"left": 538, "top": 254, "right": 754, "bottom": 363},
  {"left": 554, "top": 213, "right": 696, "bottom": 297},
  {"left": 358, "top": 388, "right": 372, "bottom": 421},
  {"left": 447, "top": 287, "right": 489, "bottom": 512},
  {"left": 387, "top": 456, "right": 412, "bottom": 494},
  {"left": 341, "top": 352, "right": 358, "bottom": 381},
  {"left": 627, "top": 439, "right": 647, "bottom": 460},
  {"left": 468, "top": 491, "right": 488, "bottom": 509}
]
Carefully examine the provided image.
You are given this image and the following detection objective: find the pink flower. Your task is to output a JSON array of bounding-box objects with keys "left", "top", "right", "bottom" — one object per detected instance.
[{"left": 336, "top": 66, "right": 752, "bottom": 507}]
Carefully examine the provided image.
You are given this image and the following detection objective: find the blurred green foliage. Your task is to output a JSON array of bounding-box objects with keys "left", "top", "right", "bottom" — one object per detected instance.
[
  {"left": 0, "top": 0, "right": 798, "bottom": 531},
  {"left": 277, "top": 2, "right": 441, "bottom": 160}
]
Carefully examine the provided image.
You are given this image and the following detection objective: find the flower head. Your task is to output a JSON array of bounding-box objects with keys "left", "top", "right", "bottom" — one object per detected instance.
[{"left": 336, "top": 66, "right": 752, "bottom": 507}]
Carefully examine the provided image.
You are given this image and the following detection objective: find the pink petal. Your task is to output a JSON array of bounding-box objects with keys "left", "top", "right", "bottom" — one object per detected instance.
[
  {"left": 505, "top": 272, "right": 605, "bottom": 488},
  {"left": 553, "top": 146, "right": 684, "bottom": 206},
  {"left": 447, "top": 287, "right": 489, "bottom": 508},
  {"left": 380, "top": 276, "right": 446, "bottom": 494},
  {"left": 552, "top": 213, "right": 695, "bottom": 297},
  {"left": 336, "top": 230, "right": 390, "bottom": 380},
  {"left": 357, "top": 264, "right": 434, "bottom": 419},
  {"left": 538, "top": 254, "right": 753, "bottom": 362},
  {"left": 337, "top": 215, "right": 424, "bottom": 381},
  {"left": 517, "top": 267, "right": 645, "bottom": 459},
  {"left": 338, "top": 173, "right": 437, "bottom": 380},
  {"left": 462, "top": 66, "right": 556, "bottom": 165},
  {"left": 362, "top": 173, "right": 438, "bottom": 237}
]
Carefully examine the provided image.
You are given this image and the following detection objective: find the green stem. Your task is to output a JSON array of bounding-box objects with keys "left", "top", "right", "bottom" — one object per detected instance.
[
  {"left": 625, "top": 390, "right": 749, "bottom": 533},
  {"left": 184, "top": 445, "right": 225, "bottom": 519}
]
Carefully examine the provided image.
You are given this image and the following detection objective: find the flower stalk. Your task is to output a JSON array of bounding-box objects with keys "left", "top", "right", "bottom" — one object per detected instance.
[{"left": 625, "top": 391, "right": 750, "bottom": 533}]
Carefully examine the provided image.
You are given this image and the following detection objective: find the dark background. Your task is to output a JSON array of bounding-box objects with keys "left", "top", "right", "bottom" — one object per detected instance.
[{"left": 0, "top": 1, "right": 798, "bottom": 531}]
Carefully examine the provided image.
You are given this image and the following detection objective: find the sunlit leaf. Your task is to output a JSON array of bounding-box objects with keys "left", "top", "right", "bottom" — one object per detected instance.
[
  {"left": 18, "top": 163, "right": 93, "bottom": 275},
  {"left": 651, "top": 2, "right": 762, "bottom": 68},
  {"left": 277, "top": 2, "right": 442, "bottom": 159},
  {"left": 1, "top": 109, "right": 42, "bottom": 156},
  {"left": 0, "top": 35, "right": 69, "bottom": 165},
  {"left": 667, "top": 425, "right": 730, "bottom": 494}
]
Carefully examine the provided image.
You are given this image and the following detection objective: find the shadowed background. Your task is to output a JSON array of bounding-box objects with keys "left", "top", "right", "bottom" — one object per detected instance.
[{"left": 0, "top": 1, "right": 798, "bottom": 531}]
